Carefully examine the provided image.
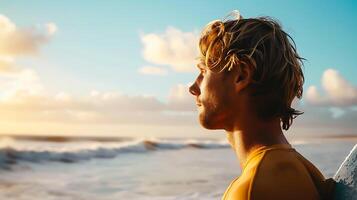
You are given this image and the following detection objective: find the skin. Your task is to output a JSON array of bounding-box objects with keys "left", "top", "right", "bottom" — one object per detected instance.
[{"left": 189, "top": 62, "right": 290, "bottom": 168}]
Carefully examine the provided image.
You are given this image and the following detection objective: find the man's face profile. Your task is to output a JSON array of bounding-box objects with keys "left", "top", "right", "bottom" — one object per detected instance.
[{"left": 189, "top": 62, "right": 239, "bottom": 131}]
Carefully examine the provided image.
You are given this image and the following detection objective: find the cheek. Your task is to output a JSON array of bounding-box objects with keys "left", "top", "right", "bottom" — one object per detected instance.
[
  {"left": 200, "top": 77, "right": 227, "bottom": 108},
  {"left": 199, "top": 78, "right": 218, "bottom": 107},
  {"left": 195, "top": 73, "right": 239, "bottom": 129},
  {"left": 200, "top": 79, "right": 231, "bottom": 116}
]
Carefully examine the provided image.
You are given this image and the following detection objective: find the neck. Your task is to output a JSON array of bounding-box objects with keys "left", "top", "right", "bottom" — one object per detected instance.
[{"left": 226, "top": 117, "right": 289, "bottom": 168}]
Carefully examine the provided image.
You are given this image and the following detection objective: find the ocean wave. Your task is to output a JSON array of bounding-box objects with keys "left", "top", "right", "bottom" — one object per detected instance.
[{"left": 0, "top": 138, "right": 229, "bottom": 169}]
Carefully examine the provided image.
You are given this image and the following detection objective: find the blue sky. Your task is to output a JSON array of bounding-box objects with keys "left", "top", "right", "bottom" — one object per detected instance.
[
  {"left": 0, "top": 0, "right": 356, "bottom": 138},
  {"left": 2, "top": 0, "right": 356, "bottom": 98}
]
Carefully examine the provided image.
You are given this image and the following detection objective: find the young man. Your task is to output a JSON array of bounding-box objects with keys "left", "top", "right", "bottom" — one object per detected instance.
[{"left": 189, "top": 14, "right": 335, "bottom": 200}]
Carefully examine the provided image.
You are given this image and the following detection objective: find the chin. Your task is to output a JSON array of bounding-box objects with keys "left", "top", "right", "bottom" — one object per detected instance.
[{"left": 198, "top": 111, "right": 223, "bottom": 130}]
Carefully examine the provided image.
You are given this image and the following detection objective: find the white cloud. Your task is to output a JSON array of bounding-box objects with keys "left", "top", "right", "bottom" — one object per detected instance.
[
  {"left": 0, "top": 14, "right": 56, "bottom": 100},
  {"left": 141, "top": 27, "right": 199, "bottom": 72},
  {"left": 55, "top": 92, "right": 72, "bottom": 102},
  {"left": 0, "top": 56, "right": 20, "bottom": 74},
  {"left": 0, "top": 15, "right": 15, "bottom": 33},
  {"left": 329, "top": 107, "right": 345, "bottom": 118},
  {"left": 0, "top": 68, "right": 44, "bottom": 102},
  {"left": 0, "top": 16, "right": 202, "bottom": 137},
  {"left": 291, "top": 103, "right": 357, "bottom": 137},
  {"left": 0, "top": 15, "right": 196, "bottom": 128},
  {"left": 138, "top": 65, "right": 168, "bottom": 76},
  {"left": 306, "top": 86, "right": 324, "bottom": 105},
  {"left": 167, "top": 83, "right": 195, "bottom": 110},
  {"left": 0, "top": 14, "right": 56, "bottom": 56},
  {"left": 0, "top": 83, "right": 197, "bottom": 125},
  {"left": 0, "top": 77, "right": 356, "bottom": 137},
  {"left": 46, "top": 22, "right": 58, "bottom": 35},
  {"left": 306, "top": 69, "right": 357, "bottom": 106}
]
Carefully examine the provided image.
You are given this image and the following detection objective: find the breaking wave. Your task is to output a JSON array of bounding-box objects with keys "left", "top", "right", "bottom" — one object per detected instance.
[{"left": 0, "top": 137, "right": 229, "bottom": 169}]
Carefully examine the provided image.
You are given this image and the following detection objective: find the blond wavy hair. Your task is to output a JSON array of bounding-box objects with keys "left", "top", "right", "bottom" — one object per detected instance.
[{"left": 199, "top": 14, "right": 305, "bottom": 130}]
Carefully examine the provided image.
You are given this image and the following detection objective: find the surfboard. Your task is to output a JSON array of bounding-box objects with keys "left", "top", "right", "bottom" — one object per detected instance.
[{"left": 334, "top": 144, "right": 357, "bottom": 200}]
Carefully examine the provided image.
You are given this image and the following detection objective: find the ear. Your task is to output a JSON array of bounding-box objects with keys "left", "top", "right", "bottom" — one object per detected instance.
[{"left": 234, "top": 60, "right": 253, "bottom": 92}]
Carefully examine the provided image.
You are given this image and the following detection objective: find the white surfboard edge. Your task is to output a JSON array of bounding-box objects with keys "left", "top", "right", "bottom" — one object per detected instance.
[{"left": 333, "top": 144, "right": 357, "bottom": 200}]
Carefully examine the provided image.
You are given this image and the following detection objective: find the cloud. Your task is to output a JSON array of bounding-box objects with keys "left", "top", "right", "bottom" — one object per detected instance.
[
  {"left": 328, "top": 107, "right": 345, "bottom": 118},
  {"left": 0, "top": 79, "right": 197, "bottom": 124},
  {"left": 167, "top": 83, "right": 195, "bottom": 111},
  {"left": 140, "top": 27, "right": 199, "bottom": 72},
  {"left": 0, "top": 16, "right": 200, "bottom": 137},
  {"left": 0, "top": 76, "right": 356, "bottom": 137},
  {"left": 291, "top": 103, "right": 357, "bottom": 137},
  {"left": 0, "top": 14, "right": 56, "bottom": 99},
  {"left": 306, "top": 69, "right": 357, "bottom": 106},
  {"left": 138, "top": 65, "right": 168, "bottom": 76},
  {"left": 0, "top": 14, "right": 56, "bottom": 56},
  {"left": 46, "top": 22, "right": 57, "bottom": 35},
  {"left": 0, "top": 15, "right": 193, "bottom": 134},
  {"left": 0, "top": 56, "right": 20, "bottom": 74},
  {"left": 1, "top": 69, "right": 44, "bottom": 97}
]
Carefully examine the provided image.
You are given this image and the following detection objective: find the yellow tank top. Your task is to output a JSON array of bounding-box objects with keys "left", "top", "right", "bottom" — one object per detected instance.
[{"left": 221, "top": 144, "right": 334, "bottom": 200}]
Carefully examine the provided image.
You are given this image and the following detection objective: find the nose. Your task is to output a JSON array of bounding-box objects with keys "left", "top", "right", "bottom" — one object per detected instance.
[{"left": 189, "top": 82, "right": 200, "bottom": 96}]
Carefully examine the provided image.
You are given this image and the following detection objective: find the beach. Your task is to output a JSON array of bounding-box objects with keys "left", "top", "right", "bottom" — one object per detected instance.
[{"left": 0, "top": 136, "right": 355, "bottom": 200}]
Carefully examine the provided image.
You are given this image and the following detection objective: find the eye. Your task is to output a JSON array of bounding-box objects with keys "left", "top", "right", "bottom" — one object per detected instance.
[{"left": 196, "top": 71, "right": 204, "bottom": 84}]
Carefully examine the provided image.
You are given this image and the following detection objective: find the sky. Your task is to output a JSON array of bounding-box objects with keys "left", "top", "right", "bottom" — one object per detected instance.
[{"left": 0, "top": 0, "right": 356, "bottom": 139}]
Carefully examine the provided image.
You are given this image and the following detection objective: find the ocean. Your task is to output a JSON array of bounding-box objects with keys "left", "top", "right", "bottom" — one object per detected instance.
[{"left": 0, "top": 136, "right": 355, "bottom": 200}]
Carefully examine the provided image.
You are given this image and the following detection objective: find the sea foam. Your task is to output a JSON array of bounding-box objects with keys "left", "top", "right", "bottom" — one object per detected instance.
[{"left": 0, "top": 137, "right": 229, "bottom": 169}]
